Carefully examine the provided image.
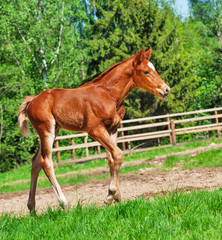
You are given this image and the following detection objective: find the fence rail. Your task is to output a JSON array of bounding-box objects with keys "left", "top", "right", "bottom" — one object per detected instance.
[{"left": 52, "top": 107, "right": 222, "bottom": 164}]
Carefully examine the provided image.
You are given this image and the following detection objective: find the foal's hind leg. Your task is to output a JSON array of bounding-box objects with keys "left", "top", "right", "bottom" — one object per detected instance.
[
  {"left": 39, "top": 125, "right": 67, "bottom": 208},
  {"left": 27, "top": 146, "right": 41, "bottom": 213},
  {"left": 27, "top": 125, "right": 62, "bottom": 213}
]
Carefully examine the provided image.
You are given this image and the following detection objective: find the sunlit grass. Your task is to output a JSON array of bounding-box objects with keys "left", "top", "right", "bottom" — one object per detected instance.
[
  {"left": 1, "top": 189, "right": 222, "bottom": 239},
  {"left": 124, "top": 137, "right": 222, "bottom": 161},
  {"left": 163, "top": 148, "right": 222, "bottom": 170},
  {"left": 0, "top": 158, "right": 108, "bottom": 186}
]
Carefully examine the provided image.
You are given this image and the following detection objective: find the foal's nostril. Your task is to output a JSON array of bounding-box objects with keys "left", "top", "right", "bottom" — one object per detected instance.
[
  {"left": 159, "top": 85, "right": 170, "bottom": 98},
  {"left": 165, "top": 86, "right": 170, "bottom": 96}
]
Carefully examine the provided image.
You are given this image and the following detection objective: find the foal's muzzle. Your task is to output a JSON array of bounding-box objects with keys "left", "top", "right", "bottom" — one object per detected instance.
[
  {"left": 157, "top": 84, "right": 170, "bottom": 98},
  {"left": 164, "top": 86, "right": 170, "bottom": 96}
]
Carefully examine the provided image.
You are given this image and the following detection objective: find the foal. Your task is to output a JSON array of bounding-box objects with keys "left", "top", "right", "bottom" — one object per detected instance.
[{"left": 18, "top": 47, "right": 170, "bottom": 213}]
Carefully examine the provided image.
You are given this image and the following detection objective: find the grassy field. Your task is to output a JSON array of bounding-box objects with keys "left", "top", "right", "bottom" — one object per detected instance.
[
  {"left": 1, "top": 138, "right": 222, "bottom": 193},
  {"left": 1, "top": 189, "right": 221, "bottom": 239},
  {"left": 163, "top": 148, "right": 222, "bottom": 169},
  {"left": 1, "top": 138, "right": 222, "bottom": 239}
]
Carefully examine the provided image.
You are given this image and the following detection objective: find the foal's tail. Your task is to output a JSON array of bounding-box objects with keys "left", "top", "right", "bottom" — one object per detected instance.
[{"left": 18, "top": 96, "right": 35, "bottom": 137}]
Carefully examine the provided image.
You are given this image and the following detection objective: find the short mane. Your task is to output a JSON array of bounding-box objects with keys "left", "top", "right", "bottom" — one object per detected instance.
[{"left": 83, "top": 55, "right": 134, "bottom": 86}]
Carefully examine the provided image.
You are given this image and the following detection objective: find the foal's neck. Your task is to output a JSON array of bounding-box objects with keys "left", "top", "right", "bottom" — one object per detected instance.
[{"left": 98, "top": 60, "right": 135, "bottom": 106}]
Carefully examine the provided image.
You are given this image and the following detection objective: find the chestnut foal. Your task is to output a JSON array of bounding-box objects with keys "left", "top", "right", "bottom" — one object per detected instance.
[{"left": 18, "top": 47, "right": 170, "bottom": 213}]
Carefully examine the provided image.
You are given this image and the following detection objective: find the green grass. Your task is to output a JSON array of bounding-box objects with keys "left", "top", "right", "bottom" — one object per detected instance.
[
  {"left": 1, "top": 189, "right": 222, "bottom": 239},
  {"left": 0, "top": 158, "right": 108, "bottom": 186},
  {"left": 163, "top": 148, "right": 222, "bottom": 170},
  {"left": 124, "top": 137, "right": 222, "bottom": 162},
  {"left": 184, "top": 148, "right": 222, "bottom": 169},
  {"left": 119, "top": 163, "right": 154, "bottom": 174}
]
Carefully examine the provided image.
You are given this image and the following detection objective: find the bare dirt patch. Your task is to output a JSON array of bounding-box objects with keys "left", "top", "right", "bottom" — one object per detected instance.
[{"left": 1, "top": 166, "right": 222, "bottom": 215}]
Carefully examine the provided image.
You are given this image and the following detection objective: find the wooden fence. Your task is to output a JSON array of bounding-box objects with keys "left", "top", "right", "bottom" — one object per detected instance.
[{"left": 52, "top": 107, "right": 222, "bottom": 164}]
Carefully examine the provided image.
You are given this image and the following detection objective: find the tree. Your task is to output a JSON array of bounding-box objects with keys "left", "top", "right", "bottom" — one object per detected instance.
[
  {"left": 0, "top": 0, "right": 89, "bottom": 90},
  {"left": 187, "top": 0, "right": 222, "bottom": 109},
  {"left": 0, "top": 0, "right": 89, "bottom": 171},
  {"left": 86, "top": 0, "right": 197, "bottom": 118},
  {"left": 189, "top": 0, "right": 222, "bottom": 44}
]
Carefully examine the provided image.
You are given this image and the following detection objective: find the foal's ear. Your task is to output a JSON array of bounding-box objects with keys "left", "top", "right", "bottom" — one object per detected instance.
[
  {"left": 133, "top": 47, "right": 145, "bottom": 69},
  {"left": 145, "top": 47, "right": 152, "bottom": 61}
]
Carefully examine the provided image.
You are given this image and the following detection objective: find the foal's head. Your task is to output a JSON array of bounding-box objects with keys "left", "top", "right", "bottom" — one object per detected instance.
[{"left": 132, "top": 47, "right": 170, "bottom": 99}]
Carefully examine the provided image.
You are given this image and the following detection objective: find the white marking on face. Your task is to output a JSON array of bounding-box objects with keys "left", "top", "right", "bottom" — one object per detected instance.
[{"left": 148, "top": 61, "right": 155, "bottom": 71}]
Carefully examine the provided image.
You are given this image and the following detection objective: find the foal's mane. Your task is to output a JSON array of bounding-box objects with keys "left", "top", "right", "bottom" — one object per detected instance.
[{"left": 83, "top": 55, "right": 134, "bottom": 86}]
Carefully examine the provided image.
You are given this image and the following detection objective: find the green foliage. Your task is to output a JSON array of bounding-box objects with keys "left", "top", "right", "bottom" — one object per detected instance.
[
  {"left": 187, "top": 0, "right": 222, "bottom": 109},
  {"left": 1, "top": 189, "right": 222, "bottom": 239},
  {"left": 86, "top": 0, "right": 193, "bottom": 117},
  {"left": 0, "top": 0, "right": 89, "bottom": 171},
  {"left": 0, "top": 0, "right": 221, "bottom": 171}
]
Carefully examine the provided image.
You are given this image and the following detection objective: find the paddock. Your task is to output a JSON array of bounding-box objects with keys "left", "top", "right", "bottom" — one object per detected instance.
[{"left": 1, "top": 142, "right": 222, "bottom": 215}]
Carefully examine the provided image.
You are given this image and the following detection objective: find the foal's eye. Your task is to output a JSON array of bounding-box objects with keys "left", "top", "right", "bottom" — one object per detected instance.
[{"left": 144, "top": 71, "right": 149, "bottom": 75}]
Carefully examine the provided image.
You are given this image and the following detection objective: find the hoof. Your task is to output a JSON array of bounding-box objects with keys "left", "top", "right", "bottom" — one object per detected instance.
[
  {"left": 106, "top": 194, "right": 114, "bottom": 205},
  {"left": 29, "top": 209, "right": 37, "bottom": 216},
  {"left": 106, "top": 188, "right": 121, "bottom": 204},
  {"left": 106, "top": 189, "right": 115, "bottom": 204},
  {"left": 59, "top": 202, "right": 68, "bottom": 210},
  {"left": 113, "top": 189, "right": 121, "bottom": 202},
  {"left": 27, "top": 202, "right": 36, "bottom": 216},
  {"left": 59, "top": 196, "right": 68, "bottom": 209}
]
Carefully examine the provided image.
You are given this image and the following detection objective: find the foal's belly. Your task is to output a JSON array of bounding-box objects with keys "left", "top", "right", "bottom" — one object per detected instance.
[{"left": 54, "top": 110, "right": 87, "bottom": 132}]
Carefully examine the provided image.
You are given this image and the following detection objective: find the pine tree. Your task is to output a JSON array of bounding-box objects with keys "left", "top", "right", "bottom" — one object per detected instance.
[{"left": 86, "top": 0, "right": 195, "bottom": 118}]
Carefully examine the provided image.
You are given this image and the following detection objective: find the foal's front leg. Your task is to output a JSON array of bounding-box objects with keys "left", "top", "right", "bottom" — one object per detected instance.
[
  {"left": 89, "top": 126, "right": 123, "bottom": 204},
  {"left": 106, "top": 132, "right": 122, "bottom": 203}
]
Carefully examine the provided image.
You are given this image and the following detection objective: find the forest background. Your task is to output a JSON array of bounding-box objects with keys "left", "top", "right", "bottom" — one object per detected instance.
[{"left": 0, "top": 0, "right": 221, "bottom": 171}]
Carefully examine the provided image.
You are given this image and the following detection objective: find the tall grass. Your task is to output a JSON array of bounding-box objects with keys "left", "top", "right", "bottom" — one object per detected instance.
[{"left": 1, "top": 189, "right": 222, "bottom": 239}]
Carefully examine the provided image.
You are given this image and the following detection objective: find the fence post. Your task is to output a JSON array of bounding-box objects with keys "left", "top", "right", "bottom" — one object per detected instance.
[
  {"left": 157, "top": 138, "right": 161, "bottom": 146},
  {"left": 71, "top": 138, "right": 75, "bottom": 160},
  {"left": 214, "top": 108, "right": 221, "bottom": 136},
  {"left": 170, "top": 120, "right": 176, "bottom": 145},
  {"left": 84, "top": 135, "right": 89, "bottom": 157},
  {"left": 127, "top": 141, "right": 131, "bottom": 150},
  {"left": 167, "top": 114, "right": 172, "bottom": 144},
  {"left": 55, "top": 139, "right": 61, "bottom": 163},
  {"left": 97, "top": 145, "right": 101, "bottom": 154},
  {"left": 120, "top": 123, "right": 126, "bottom": 151}
]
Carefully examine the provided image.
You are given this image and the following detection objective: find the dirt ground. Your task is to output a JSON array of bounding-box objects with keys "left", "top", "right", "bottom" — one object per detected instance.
[{"left": 1, "top": 164, "right": 222, "bottom": 215}]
